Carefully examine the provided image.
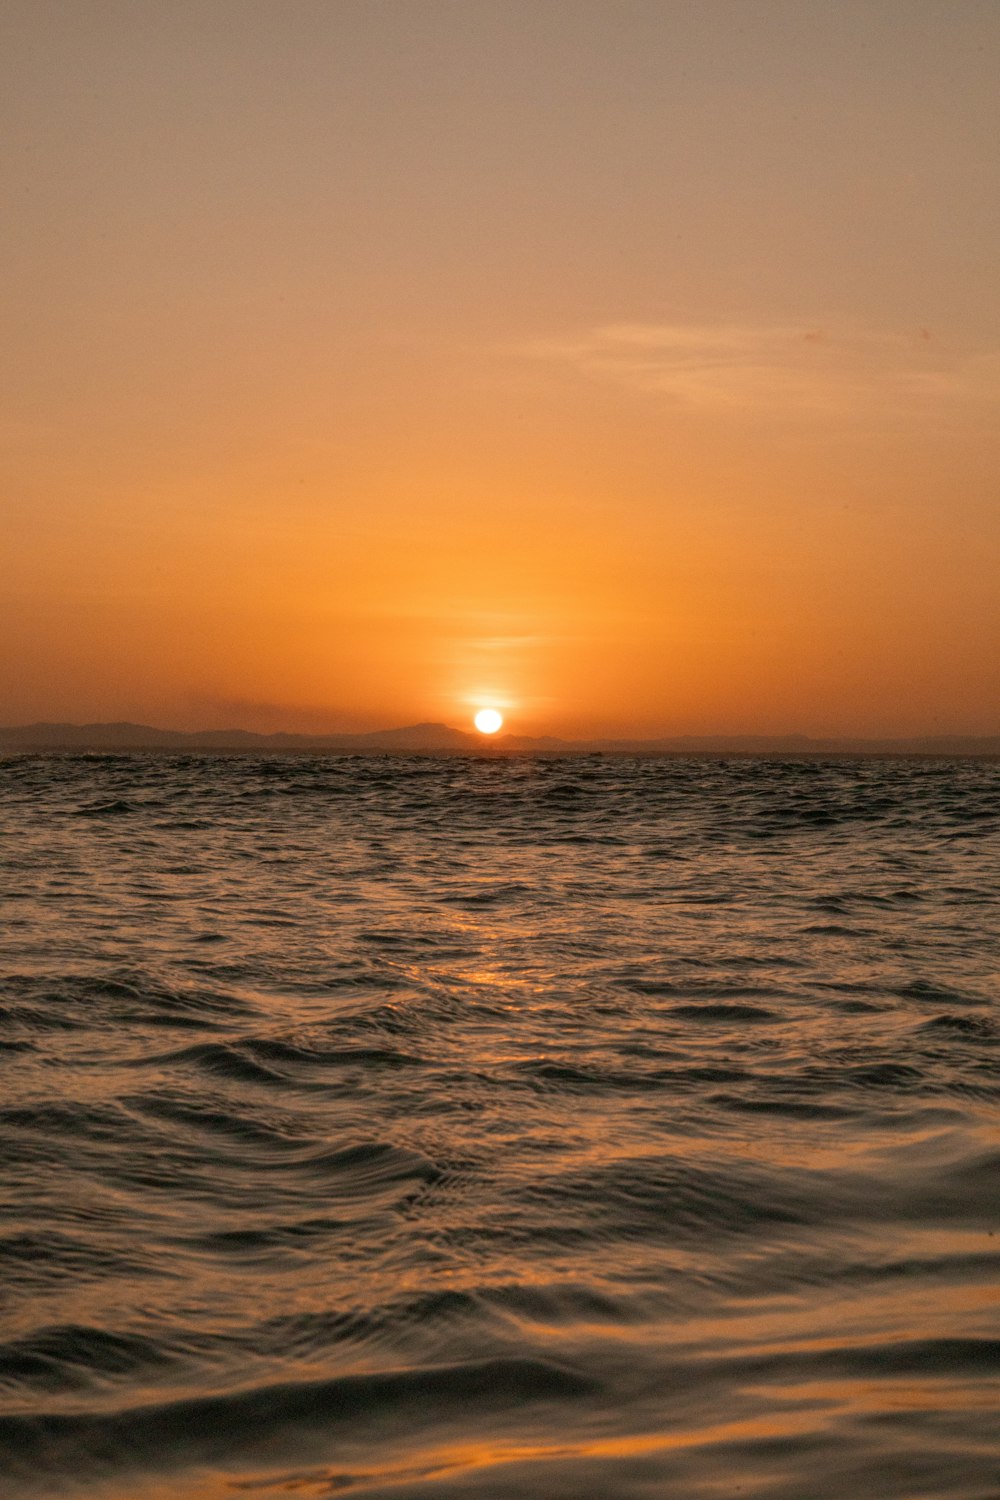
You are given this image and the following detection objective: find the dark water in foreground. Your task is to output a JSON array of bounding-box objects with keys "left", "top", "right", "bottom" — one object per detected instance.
[{"left": 1, "top": 754, "right": 998, "bottom": 1500}]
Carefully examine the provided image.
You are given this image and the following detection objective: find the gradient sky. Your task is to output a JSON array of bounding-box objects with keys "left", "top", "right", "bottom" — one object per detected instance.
[{"left": 3, "top": 0, "right": 998, "bottom": 737}]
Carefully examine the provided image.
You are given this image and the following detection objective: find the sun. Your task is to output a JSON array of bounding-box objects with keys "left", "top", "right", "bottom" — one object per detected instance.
[{"left": 474, "top": 708, "right": 503, "bottom": 735}]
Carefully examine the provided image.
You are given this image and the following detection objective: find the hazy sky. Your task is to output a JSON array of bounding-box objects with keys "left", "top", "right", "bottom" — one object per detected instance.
[{"left": 3, "top": 0, "right": 998, "bottom": 736}]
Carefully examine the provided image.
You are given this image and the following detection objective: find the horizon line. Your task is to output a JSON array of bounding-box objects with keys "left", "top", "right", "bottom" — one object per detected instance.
[{"left": 2, "top": 718, "right": 999, "bottom": 755}]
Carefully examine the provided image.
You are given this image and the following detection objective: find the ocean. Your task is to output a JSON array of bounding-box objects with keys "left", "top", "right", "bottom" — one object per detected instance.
[{"left": 1, "top": 753, "right": 998, "bottom": 1499}]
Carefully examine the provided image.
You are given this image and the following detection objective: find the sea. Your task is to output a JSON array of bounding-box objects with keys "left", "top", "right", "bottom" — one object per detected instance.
[{"left": 1, "top": 753, "right": 998, "bottom": 1500}]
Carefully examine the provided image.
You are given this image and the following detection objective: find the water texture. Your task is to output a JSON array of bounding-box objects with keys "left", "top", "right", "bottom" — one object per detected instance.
[{"left": 1, "top": 754, "right": 998, "bottom": 1499}]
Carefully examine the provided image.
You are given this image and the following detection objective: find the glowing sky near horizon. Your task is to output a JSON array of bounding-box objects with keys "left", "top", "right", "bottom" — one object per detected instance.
[{"left": 2, "top": 1, "right": 998, "bottom": 737}]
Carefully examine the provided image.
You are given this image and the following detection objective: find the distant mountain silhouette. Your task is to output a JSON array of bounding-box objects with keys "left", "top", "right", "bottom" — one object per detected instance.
[{"left": 1, "top": 720, "right": 998, "bottom": 757}]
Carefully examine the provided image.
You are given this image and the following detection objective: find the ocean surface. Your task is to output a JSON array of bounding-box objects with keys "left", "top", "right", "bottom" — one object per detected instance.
[{"left": 1, "top": 753, "right": 998, "bottom": 1500}]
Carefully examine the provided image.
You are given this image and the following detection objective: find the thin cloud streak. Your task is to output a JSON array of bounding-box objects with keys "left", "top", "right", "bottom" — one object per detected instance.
[{"left": 519, "top": 323, "right": 1000, "bottom": 418}]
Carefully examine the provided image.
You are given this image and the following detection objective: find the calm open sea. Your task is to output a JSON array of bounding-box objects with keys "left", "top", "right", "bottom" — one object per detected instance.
[{"left": 1, "top": 754, "right": 998, "bottom": 1499}]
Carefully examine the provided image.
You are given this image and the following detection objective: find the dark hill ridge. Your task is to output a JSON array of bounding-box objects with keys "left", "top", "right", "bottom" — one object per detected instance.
[{"left": 1, "top": 721, "right": 999, "bottom": 756}]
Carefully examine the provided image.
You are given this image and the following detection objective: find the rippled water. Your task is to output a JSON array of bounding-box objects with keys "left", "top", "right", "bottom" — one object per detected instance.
[{"left": 1, "top": 754, "right": 998, "bottom": 1499}]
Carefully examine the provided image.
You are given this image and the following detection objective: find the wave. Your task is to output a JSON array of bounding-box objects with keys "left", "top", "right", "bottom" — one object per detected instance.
[{"left": 0, "top": 1357, "right": 596, "bottom": 1481}]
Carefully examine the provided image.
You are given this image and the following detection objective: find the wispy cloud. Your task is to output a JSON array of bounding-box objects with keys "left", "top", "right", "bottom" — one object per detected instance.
[
  {"left": 468, "top": 634, "right": 550, "bottom": 653},
  {"left": 519, "top": 322, "right": 1000, "bottom": 418}
]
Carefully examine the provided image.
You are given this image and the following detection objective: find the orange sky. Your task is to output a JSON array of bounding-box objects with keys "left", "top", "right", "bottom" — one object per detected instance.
[{"left": 3, "top": 1, "right": 999, "bottom": 737}]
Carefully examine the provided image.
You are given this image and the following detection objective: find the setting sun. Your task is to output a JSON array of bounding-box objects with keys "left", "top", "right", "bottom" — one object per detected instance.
[{"left": 474, "top": 708, "right": 503, "bottom": 735}]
